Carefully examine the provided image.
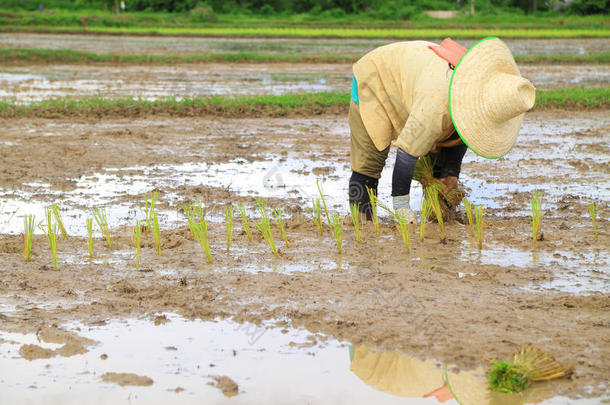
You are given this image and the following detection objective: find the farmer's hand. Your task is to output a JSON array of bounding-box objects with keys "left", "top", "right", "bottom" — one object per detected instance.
[{"left": 439, "top": 176, "right": 458, "bottom": 194}]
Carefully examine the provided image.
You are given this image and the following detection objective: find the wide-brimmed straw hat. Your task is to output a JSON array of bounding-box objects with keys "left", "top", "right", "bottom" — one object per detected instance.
[{"left": 429, "top": 37, "right": 536, "bottom": 159}]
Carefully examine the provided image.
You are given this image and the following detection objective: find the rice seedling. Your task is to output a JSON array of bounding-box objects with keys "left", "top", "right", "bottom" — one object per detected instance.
[
  {"left": 349, "top": 203, "right": 362, "bottom": 243},
  {"left": 145, "top": 191, "right": 159, "bottom": 233},
  {"left": 41, "top": 208, "right": 59, "bottom": 269},
  {"left": 316, "top": 181, "right": 331, "bottom": 229},
  {"left": 531, "top": 192, "right": 543, "bottom": 243},
  {"left": 238, "top": 203, "right": 252, "bottom": 242},
  {"left": 255, "top": 198, "right": 278, "bottom": 257},
  {"left": 151, "top": 207, "right": 161, "bottom": 256},
  {"left": 330, "top": 213, "right": 343, "bottom": 254},
  {"left": 427, "top": 188, "right": 446, "bottom": 241},
  {"left": 86, "top": 217, "right": 93, "bottom": 258},
  {"left": 419, "top": 198, "right": 431, "bottom": 242},
  {"left": 310, "top": 198, "right": 323, "bottom": 236},
  {"left": 395, "top": 209, "right": 411, "bottom": 253},
  {"left": 588, "top": 202, "right": 597, "bottom": 237},
  {"left": 225, "top": 205, "right": 234, "bottom": 253},
  {"left": 487, "top": 346, "right": 572, "bottom": 393},
  {"left": 272, "top": 207, "right": 289, "bottom": 247},
  {"left": 463, "top": 198, "right": 475, "bottom": 236},
  {"left": 23, "top": 214, "right": 35, "bottom": 262},
  {"left": 475, "top": 206, "right": 485, "bottom": 250},
  {"left": 365, "top": 186, "right": 380, "bottom": 236},
  {"left": 92, "top": 207, "right": 111, "bottom": 249},
  {"left": 184, "top": 200, "right": 212, "bottom": 263},
  {"left": 131, "top": 220, "right": 142, "bottom": 269},
  {"left": 51, "top": 203, "right": 68, "bottom": 239}
]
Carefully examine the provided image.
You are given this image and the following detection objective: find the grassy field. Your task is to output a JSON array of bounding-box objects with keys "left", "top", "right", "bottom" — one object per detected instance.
[
  {"left": 3, "top": 25, "right": 608, "bottom": 38},
  {"left": 2, "top": 48, "right": 609, "bottom": 65},
  {"left": 1, "top": 88, "right": 606, "bottom": 118}
]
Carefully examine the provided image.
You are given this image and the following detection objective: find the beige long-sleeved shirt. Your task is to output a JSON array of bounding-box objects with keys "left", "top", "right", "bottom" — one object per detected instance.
[{"left": 352, "top": 41, "right": 456, "bottom": 157}]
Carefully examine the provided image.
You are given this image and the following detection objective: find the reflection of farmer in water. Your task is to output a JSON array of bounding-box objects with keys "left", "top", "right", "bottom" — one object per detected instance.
[{"left": 348, "top": 38, "right": 535, "bottom": 222}]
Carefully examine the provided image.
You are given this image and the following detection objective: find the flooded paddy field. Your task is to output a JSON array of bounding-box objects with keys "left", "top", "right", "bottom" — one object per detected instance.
[
  {"left": 0, "top": 109, "right": 608, "bottom": 403},
  {"left": 0, "top": 63, "right": 607, "bottom": 103},
  {"left": 2, "top": 33, "right": 610, "bottom": 56}
]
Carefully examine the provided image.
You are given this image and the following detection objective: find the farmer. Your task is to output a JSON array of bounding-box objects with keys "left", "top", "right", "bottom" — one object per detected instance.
[{"left": 348, "top": 37, "right": 536, "bottom": 222}]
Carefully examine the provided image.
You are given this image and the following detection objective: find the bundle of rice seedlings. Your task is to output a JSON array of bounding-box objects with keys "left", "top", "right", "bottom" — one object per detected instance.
[
  {"left": 349, "top": 203, "right": 361, "bottom": 243},
  {"left": 310, "top": 198, "right": 323, "bottom": 236},
  {"left": 256, "top": 198, "right": 278, "bottom": 257},
  {"left": 145, "top": 191, "right": 159, "bottom": 232},
  {"left": 51, "top": 203, "right": 68, "bottom": 239},
  {"left": 419, "top": 198, "right": 431, "bottom": 242},
  {"left": 92, "top": 207, "right": 111, "bottom": 248},
  {"left": 24, "top": 214, "right": 35, "bottom": 262},
  {"left": 184, "top": 200, "right": 212, "bottom": 263},
  {"left": 487, "top": 346, "right": 572, "bottom": 393},
  {"left": 331, "top": 212, "right": 343, "bottom": 254},
  {"left": 531, "top": 192, "right": 543, "bottom": 242},
  {"left": 395, "top": 209, "right": 411, "bottom": 253},
  {"left": 41, "top": 208, "right": 59, "bottom": 269},
  {"left": 225, "top": 205, "right": 234, "bottom": 252},
  {"left": 131, "top": 220, "right": 142, "bottom": 269},
  {"left": 413, "top": 156, "right": 464, "bottom": 220},
  {"left": 427, "top": 187, "right": 446, "bottom": 241},
  {"left": 463, "top": 198, "right": 475, "bottom": 236}
]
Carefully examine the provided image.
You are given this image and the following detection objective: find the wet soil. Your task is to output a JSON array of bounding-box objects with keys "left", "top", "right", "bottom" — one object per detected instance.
[{"left": 0, "top": 110, "right": 608, "bottom": 401}]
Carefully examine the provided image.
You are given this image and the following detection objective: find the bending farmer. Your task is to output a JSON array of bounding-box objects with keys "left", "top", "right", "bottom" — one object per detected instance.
[{"left": 348, "top": 38, "right": 536, "bottom": 222}]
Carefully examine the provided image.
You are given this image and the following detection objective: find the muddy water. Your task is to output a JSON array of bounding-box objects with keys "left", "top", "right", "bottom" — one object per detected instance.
[
  {"left": 0, "top": 313, "right": 603, "bottom": 404},
  {"left": 0, "top": 63, "right": 607, "bottom": 104},
  {"left": 2, "top": 33, "right": 609, "bottom": 56}
]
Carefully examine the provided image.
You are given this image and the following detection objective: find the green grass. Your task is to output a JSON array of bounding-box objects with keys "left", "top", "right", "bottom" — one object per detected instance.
[
  {"left": 2, "top": 48, "right": 607, "bottom": 66},
  {"left": 0, "top": 88, "right": 605, "bottom": 119},
  {"left": 3, "top": 24, "right": 608, "bottom": 39},
  {"left": 23, "top": 214, "right": 35, "bottom": 262}
]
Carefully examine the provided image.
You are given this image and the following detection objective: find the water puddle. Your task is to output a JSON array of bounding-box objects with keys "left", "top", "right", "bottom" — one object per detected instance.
[{"left": 0, "top": 314, "right": 601, "bottom": 404}]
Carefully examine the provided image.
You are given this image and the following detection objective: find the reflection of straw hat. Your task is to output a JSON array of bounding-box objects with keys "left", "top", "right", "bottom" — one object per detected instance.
[{"left": 430, "top": 37, "right": 536, "bottom": 159}]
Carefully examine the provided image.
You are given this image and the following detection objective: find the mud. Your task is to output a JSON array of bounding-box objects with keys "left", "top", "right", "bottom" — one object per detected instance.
[
  {"left": 0, "top": 110, "right": 608, "bottom": 402},
  {"left": 2, "top": 33, "right": 609, "bottom": 56},
  {"left": 0, "top": 63, "right": 608, "bottom": 104}
]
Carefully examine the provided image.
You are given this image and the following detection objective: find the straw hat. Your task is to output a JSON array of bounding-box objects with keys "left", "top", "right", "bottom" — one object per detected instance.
[{"left": 430, "top": 37, "right": 536, "bottom": 159}]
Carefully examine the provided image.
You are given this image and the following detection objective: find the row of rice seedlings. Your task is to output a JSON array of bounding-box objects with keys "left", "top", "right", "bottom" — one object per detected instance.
[
  {"left": 475, "top": 206, "right": 485, "bottom": 250},
  {"left": 86, "top": 217, "right": 94, "bottom": 258},
  {"left": 365, "top": 186, "right": 380, "bottom": 235},
  {"left": 51, "top": 203, "right": 68, "bottom": 239},
  {"left": 131, "top": 220, "right": 142, "bottom": 269},
  {"left": 225, "top": 205, "right": 233, "bottom": 252},
  {"left": 41, "top": 208, "right": 59, "bottom": 269},
  {"left": 273, "top": 207, "right": 289, "bottom": 247},
  {"left": 395, "top": 209, "right": 411, "bottom": 253},
  {"left": 310, "top": 198, "right": 323, "bottom": 236},
  {"left": 331, "top": 213, "right": 343, "bottom": 254},
  {"left": 92, "top": 207, "right": 111, "bottom": 248},
  {"left": 238, "top": 203, "right": 252, "bottom": 242},
  {"left": 349, "top": 203, "right": 361, "bottom": 243},
  {"left": 184, "top": 200, "right": 212, "bottom": 263},
  {"left": 23, "top": 214, "right": 35, "bottom": 262},
  {"left": 463, "top": 198, "right": 475, "bottom": 236},
  {"left": 588, "top": 202, "right": 597, "bottom": 237},
  {"left": 531, "top": 192, "right": 543, "bottom": 243},
  {"left": 255, "top": 198, "right": 278, "bottom": 257},
  {"left": 427, "top": 188, "right": 446, "bottom": 242}
]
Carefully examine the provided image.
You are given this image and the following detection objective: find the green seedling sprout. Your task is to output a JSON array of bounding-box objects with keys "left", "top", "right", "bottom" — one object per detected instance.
[
  {"left": 238, "top": 203, "right": 252, "bottom": 242},
  {"left": 419, "top": 198, "right": 431, "bottom": 242},
  {"left": 349, "top": 203, "right": 361, "bottom": 243},
  {"left": 463, "top": 198, "right": 475, "bottom": 236},
  {"left": 145, "top": 191, "right": 159, "bottom": 233},
  {"left": 184, "top": 200, "right": 212, "bottom": 263},
  {"left": 51, "top": 203, "right": 68, "bottom": 239},
  {"left": 41, "top": 208, "right": 59, "bottom": 269},
  {"left": 92, "top": 207, "right": 111, "bottom": 248},
  {"left": 255, "top": 198, "right": 278, "bottom": 257},
  {"left": 225, "top": 205, "right": 234, "bottom": 252},
  {"left": 316, "top": 181, "right": 332, "bottom": 229},
  {"left": 365, "top": 186, "right": 380, "bottom": 235},
  {"left": 588, "top": 202, "right": 597, "bottom": 237},
  {"left": 23, "top": 214, "right": 35, "bottom": 262},
  {"left": 86, "top": 217, "right": 94, "bottom": 258},
  {"left": 273, "top": 207, "right": 289, "bottom": 247},
  {"left": 131, "top": 220, "right": 142, "bottom": 269},
  {"left": 395, "top": 209, "right": 411, "bottom": 253},
  {"left": 427, "top": 188, "right": 445, "bottom": 241},
  {"left": 151, "top": 207, "right": 161, "bottom": 256},
  {"left": 531, "top": 192, "right": 543, "bottom": 243},
  {"left": 475, "top": 205, "right": 485, "bottom": 250},
  {"left": 310, "top": 198, "right": 323, "bottom": 236},
  {"left": 331, "top": 212, "right": 343, "bottom": 254}
]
